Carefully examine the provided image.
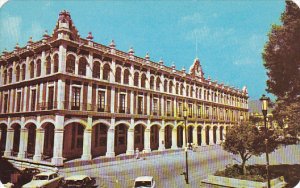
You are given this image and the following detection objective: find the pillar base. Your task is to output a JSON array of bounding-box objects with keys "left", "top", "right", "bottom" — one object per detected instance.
[
  {"left": 17, "top": 152, "right": 26, "bottom": 159},
  {"left": 143, "top": 148, "right": 151, "bottom": 153},
  {"left": 106, "top": 152, "right": 115, "bottom": 157},
  {"left": 158, "top": 146, "right": 165, "bottom": 151},
  {"left": 4, "top": 151, "right": 11, "bottom": 157},
  {"left": 126, "top": 150, "right": 134, "bottom": 155},
  {"left": 171, "top": 145, "right": 178, "bottom": 150},
  {"left": 33, "top": 155, "right": 42, "bottom": 161},
  {"left": 51, "top": 157, "right": 64, "bottom": 166},
  {"left": 81, "top": 154, "right": 92, "bottom": 161}
]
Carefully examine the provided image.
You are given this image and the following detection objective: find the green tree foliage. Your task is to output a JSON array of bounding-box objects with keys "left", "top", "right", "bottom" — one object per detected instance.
[
  {"left": 223, "top": 124, "right": 278, "bottom": 175},
  {"left": 262, "top": 1, "right": 300, "bottom": 134}
]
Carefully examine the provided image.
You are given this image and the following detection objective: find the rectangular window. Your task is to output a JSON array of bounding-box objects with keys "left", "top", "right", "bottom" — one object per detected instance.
[
  {"left": 178, "top": 102, "right": 182, "bottom": 117},
  {"left": 98, "top": 90, "right": 105, "bottom": 112},
  {"left": 16, "top": 92, "right": 21, "bottom": 112},
  {"left": 119, "top": 93, "right": 126, "bottom": 113},
  {"left": 188, "top": 103, "right": 193, "bottom": 118},
  {"left": 205, "top": 106, "right": 210, "bottom": 119},
  {"left": 72, "top": 87, "right": 81, "bottom": 110},
  {"left": 167, "top": 100, "right": 171, "bottom": 116},
  {"left": 48, "top": 87, "right": 54, "bottom": 110},
  {"left": 197, "top": 105, "right": 201, "bottom": 118},
  {"left": 31, "top": 90, "right": 36, "bottom": 111},
  {"left": 153, "top": 98, "right": 158, "bottom": 115},
  {"left": 137, "top": 96, "right": 143, "bottom": 114}
]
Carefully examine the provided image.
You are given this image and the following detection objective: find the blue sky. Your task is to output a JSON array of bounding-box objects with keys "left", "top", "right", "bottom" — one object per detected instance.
[{"left": 0, "top": 0, "right": 286, "bottom": 100}]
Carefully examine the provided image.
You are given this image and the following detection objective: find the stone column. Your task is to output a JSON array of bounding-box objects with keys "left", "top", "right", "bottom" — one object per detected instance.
[
  {"left": 4, "top": 128, "right": 14, "bottom": 157},
  {"left": 143, "top": 128, "right": 151, "bottom": 153},
  {"left": 9, "top": 89, "right": 14, "bottom": 113},
  {"left": 147, "top": 94, "right": 150, "bottom": 115},
  {"left": 41, "top": 51, "right": 46, "bottom": 76},
  {"left": 110, "top": 87, "right": 115, "bottom": 113},
  {"left": 39, "top": 83, "right": 44, "bottom": 107},
  {"left": 173, "top": 97, "right": 177, "bottom": 118},
  {"left": 216, "top": 126, "right": 221, "bottom": 144},
  {"left": 33, "top": 128, "right": 45, "bottom": 161},
  {"left": 18, "top": 128, "right": 28, "bottom": 159},
  {"left": 171, "top": 127, "right": 178, "bottom": 149},
  {"left": 209, "top": 128, "right": 214, "bottom": 145},
  {"left": 87, "top": 84, "right": 92, "bottom": 110},
  {"left": 130, "top": 91, "right": 134, "bottom": 114},
  {"left": 160, "top": 96, "right": 165, "bottom": 116},
  {"left": 51, "top": 115, "right": 64, "bottom": 166},
  {"left": 87, "top": 53, "right": 93, "bottom": 78},
  {"left": 158, "top": 128, "right": 165, "bottom": 151},
  {"left": 106, "top": 118, "right": 115, "bottom": 157},
  {"left": 58, "top": 44, "right": 67, "bottom": 73},
  {"left": 57, "top": 79, "right": 65, "bottom": 109},
  {"left": 81, "top": 128, "right": 92, "bottom": 160},
  {"left": 182, "top": 126, "right": 186, "bottom": 148},
  {"left": 110, "top": 59, "right": 116, "bottom": 83},
  {"left": 193, "top": 126, "right": 198, "bottom": 146},
  {"left": 23, "top": 86, "right": 28, "bottom": 112},
  {"left": 201, "top": 128, "right": 206, "bottom": 146},
  {"left": 126, "top": 128, "right": 134, "bottom": 155}
]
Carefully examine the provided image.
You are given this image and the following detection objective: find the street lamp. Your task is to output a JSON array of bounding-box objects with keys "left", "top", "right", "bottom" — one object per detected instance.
[
  {"left": 183, "top": 106, "right": 189, "bottom": 184},
  {"left": 260, "top": 94, "right": 270, "bottom": 188}
]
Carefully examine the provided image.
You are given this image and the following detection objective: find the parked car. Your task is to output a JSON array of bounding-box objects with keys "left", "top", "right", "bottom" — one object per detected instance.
[
  {"left": 19, "top": 168, "right": 41, "bottom": 184},
  {"left": 62, "top": 175, "right": 97, "bottom": 188},
  {"left": 22, "top": 171, "right": 63, "bottom": 188},
  {"left": 134, "top": 176, "right": 156, "bottom": 188}
]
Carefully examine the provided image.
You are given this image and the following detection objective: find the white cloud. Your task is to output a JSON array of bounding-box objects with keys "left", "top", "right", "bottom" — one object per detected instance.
[{"left": 0, "top": 14, "right": 22, "bottom": 43}]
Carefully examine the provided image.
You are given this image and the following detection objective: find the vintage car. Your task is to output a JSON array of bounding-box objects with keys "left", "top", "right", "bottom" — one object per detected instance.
[
  {"left": 22, "top": 171, "right": 63, "bottom": 188},
  {"left": 134, "top": 176, "right": 156, "bottom": 188},
  {"left": 62, "top": 175, "right": 97, "bottom": 188},
  {"left": 19, "top": 168, "right": 41, "bottom": 184}
]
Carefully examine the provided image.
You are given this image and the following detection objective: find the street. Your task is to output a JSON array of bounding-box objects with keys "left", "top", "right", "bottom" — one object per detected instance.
[{"left": 59, "top": 144, "right": 300, "bottom": 188}]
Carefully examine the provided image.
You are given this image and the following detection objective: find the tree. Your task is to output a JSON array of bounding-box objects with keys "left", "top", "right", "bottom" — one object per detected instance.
[
  {"left": 223, "top": 124, "right": 278, "bottom": 175},
  {"left": 262, "top": 1, "right": 300, "bottom": 134}
]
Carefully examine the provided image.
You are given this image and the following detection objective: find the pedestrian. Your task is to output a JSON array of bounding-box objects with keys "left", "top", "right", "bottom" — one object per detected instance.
[{"left": 135, "top": 148, "right": 140, "bottom": 159}]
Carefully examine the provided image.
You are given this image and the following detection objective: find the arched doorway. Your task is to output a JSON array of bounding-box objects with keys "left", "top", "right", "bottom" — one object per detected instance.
[
  {"left": 114, "top": 124, "right": 128, "bottom": 155},
  {"left": 134, "top": 124, "right": 145, "bottom": 151},
  {"left": 197, "top": 126, "right": 202, "bottom": 146},
  {"left": 188, "top": 126, "right": 193, "bottom": 144},
  {"left": 0, "top": 124, "right": 7, "bottom": 153},
  {"left": 213, "top": 126, "right": 218, "bottom": 144},
  {"left": 42, "top": 123, "right": 55, "bottom": 159},
  {"left": 220, "top": 126, "right": 224, "bottom": 141},
  {"left": 205, "top": 126, "right": 210, "bottom": 145},
  {"left": 164, "top": 125, "right": 172, "bottom": 149},
  {"left": 177, "top": 126, "right": 183, "bottom": 148},
  {"left": 92, "top": 123, "right": 108, "bottom": 157},
  {"left": 12, "top": 124, "right": 21, "bottom": 156},
  {"left": 63, "top": 123, "right": 84, "bottom": 160},
  {"left": 150, "top": 125, "right": 159, "bottom": 150},
  {"left": 26, "top": 123, "right": 36, "bottom": 158}
]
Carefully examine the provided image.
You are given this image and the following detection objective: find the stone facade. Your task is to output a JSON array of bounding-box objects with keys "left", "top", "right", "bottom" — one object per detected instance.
[{"left": 0, "top": 10, "right": 248, "bottom": 167}]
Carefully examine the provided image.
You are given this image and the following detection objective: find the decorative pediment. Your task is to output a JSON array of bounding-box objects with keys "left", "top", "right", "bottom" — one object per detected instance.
[{"left": 189, "top": 58, "right": 204, "bottom": 79}]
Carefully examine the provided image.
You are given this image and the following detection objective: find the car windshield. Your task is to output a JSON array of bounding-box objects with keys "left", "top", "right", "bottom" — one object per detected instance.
[
  {"left": 34, "top": 175, "right": 49, "bottom": 180},
  {"left": 135, "top": 181, "right": 152, "bottom": 187},
  {"left": 66, "top": 180, "right": 84, "bottom": 185}
]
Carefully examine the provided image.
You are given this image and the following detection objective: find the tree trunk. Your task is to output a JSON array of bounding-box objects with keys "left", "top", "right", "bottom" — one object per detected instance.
[{"left": 242, "top": 160, "right": 247, "bottom": 175}]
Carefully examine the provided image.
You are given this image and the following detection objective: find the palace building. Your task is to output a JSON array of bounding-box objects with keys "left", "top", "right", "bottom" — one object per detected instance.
[{"left": 0, "top": 10, "right": 248, "bottom": 168}]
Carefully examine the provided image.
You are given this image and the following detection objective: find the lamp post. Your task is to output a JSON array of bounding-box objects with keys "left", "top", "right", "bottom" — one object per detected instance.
[
  {"left": 260, "top": 94, "right": 270, "bottom": 188},
  {"left": 183, "top": 106, "right": 189, "bottom": 184}
]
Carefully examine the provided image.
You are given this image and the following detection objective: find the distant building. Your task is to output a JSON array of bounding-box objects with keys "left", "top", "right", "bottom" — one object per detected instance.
[
  {"left": 0, "top": 10, "right": 248, "bottom": 168},
  {"left": 249, "top": 100, "right": 277, "bottom": 128}
]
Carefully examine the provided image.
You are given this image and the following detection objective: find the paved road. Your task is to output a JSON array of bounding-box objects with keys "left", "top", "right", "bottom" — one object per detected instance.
[{"left": 59, "top": 144, "right": 300, "bottom": 188}]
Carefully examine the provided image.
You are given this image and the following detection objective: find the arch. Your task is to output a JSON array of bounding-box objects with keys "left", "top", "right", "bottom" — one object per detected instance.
[
  {"left": 134, "top": 121, "right": 147, "bottom": 128},
  {"left": 45, "top": 56, "right": 51, "bottom": 75},
  {"left": 43, "top": 122, "right": 55, "bottom": 158},
  {"left": 115, "top": 120, "right": 131, "bottom": 128},
  {"left": 30, "top": 61, "right": 35, "bottom": 78},
  {"left": 165, "top": 122, "right": 175, "bottom": 128},
  {"left": 205, "top": 125, "right": 210, "bottom": 145},
  {"left": 180, "top": 83, "right": 184, "bottom": 95},
  {"left": 134, "top": 124, "right": 145, "bottom": 151},
  {"left": 102, "top": 63, "right": 110, "bottom": 80},
  {"left": 176, "top": 121, "right": 183, "bottom": 127},
  {"left": 92, "top": 123, "right": 108, "bottom": 157},
  {"left": 25, "top": 123, "right": 37, "bottom": 156},
  {"left": 0, "top": 121, "right": 8, "bottom": 127},
  {"left": 169, "top": 81, "right": 173, "bottom": 93},
  {"left": 64, "top": 119, "right": 88, "bottom": 128},
  {"left": 8, "top": 68, "right": 12, "bottom": 83},
  {"left": 16, "top": 66, "right": 20, "bottom": 82},
  {"left": 134, "top": 72, "right": 139, "bottom": 87},
  {"left": 53, "top": 54, "right": 59, "bottom": 73},
  {"left": 24, "top": 120, "right": 39, "bottom": 129},
  {"left": 78, "top": 57, "right": 87, "bottom": 76},
  {"left": 150, "top": 76, "right": 154, "bottom": 90},
  {"left": 40, "top": 119, "right": 56, "bottom": 129},
  {"left": 0, "top": 123, "right": 7, "bottom": 153},
  {"left": 63, "top": 122, "right": 84, "bottom": 160},
  {"left": 164, "top": 125, "right": 172, "bottom": 149},
  {"left": 114, "top": 123, "right": 128, "bottom": 155},
  {"left": 150, "top": 124, "right": 159, "bottom": 150},
  {"left": 150, "top": 122, "right": 162, "bottom": 128},
  {"left": 164, "top": 79, "right": 168, "bottom": 92},
  {"left": 177, "top": 125, "right": 183, "bottom": 148},
  {"left": 141, "top": 73, "right": 147, "bottom": 88},
  {"left": 187, "top": 123, "right": 195, "bottom": 128},
  {"left": 123, "top": 68, "right": 130, "bottom": 85},
  {"left": 156, "top": 77, "right": 161, "bottom": 91},
  {"left": 36, "top": 59, "right": 41, "bottom": 77},
  {"left": 9, "top": 120, "right": 22, "bottom": 129},
  {"left": 115, "top": 66, "right": 122, "bottom": 83},
  {"left": 66, "top": 54, "right": 76, "bottom": 74},
  {"left": 93, "top": 61, "right": 101, "bottom": 79},
  {"left": 11, "top": 123, "right": 21, "bottom": 156},
  {"left": 92, "top": 119, "right": 111, "bottom": 127},
  {"left": 22, "top": 64, "right": 26, "bottom": 80}
]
